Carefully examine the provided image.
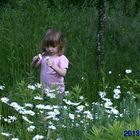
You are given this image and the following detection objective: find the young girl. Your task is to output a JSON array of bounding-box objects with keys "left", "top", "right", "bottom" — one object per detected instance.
[{"left": 32, "top": 29, "right": 69, "bottom": 99}]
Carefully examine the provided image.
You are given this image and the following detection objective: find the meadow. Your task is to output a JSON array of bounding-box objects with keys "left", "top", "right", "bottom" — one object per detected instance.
[{"left": 0, "top": 1, "right": 140, "bottom": 139}]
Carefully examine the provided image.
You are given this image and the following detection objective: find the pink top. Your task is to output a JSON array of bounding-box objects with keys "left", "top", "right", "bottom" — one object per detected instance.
[{"left": 39, "top": 55, "right": 69, "bottom": 93}]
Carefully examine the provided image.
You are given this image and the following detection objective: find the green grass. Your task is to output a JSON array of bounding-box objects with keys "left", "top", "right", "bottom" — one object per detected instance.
[{"left": 0, "top": 1, "right": 140, "bottom": 102}]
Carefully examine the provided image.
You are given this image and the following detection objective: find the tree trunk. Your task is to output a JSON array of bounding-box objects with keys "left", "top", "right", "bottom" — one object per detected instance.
[{"left": 96, "top": 0, "right": 106, "bottom": 80}]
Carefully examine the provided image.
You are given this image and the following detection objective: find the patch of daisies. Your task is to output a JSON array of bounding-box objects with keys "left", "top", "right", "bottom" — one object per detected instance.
[{"left": 0, "top": 69, "right": 138, "bottom": 139}]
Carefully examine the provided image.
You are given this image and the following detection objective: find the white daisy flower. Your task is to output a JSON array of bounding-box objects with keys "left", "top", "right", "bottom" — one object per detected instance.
[
  {"left": 48, "top": 124, "right": 56, "bottom": 130},
  {"left": 110, "top": 107, "right": 119, "bottom": 115},
  {"left": 1, "top": 132, "right": 11, "bottom": 137},
  {"left": 69, "top": 113, "right": 75, "bottom": 120},
  {"left": 27, "top": 125, "right": 35, "bottom": 132},
  {"left": 34, "top": 96, "right": 43, "bottom": 100},
  {"left": 10, "top": 102, "right": 23, "bottom": 111},
  {"left": 22, "top": 116, "right": 33, "bottom": 124},
  {"left": 64, "top": 91, "right": 70, "bottom": 96},
  {"left": 113, "top": 94, "right": 120, "bottom": 99},
  {"left": 8, "top": 116, "right": 17, "bottom": 122},
  {"left": 83, "top": 110, "right": 93, "bottom": 120},
  {"left": 109, "top": 71, "right": 112, "bottom": 74},
  {"left": 63, "top": 99, "right": 80, "bottom": 106},
  {"left": 125, "top": 69, "right": 132, "bottom": 74},
  {"left": 104, "top": 100, "right": 113, "bottom": 108},
  {"left": 34, "top": 83, "right": 42, "bottom": 88},
  {"left": 0, "top": 85, "right": 5, "bottom": 90},
  {"left": 32, "top": 134, "right": 44, "bottom": 140},
  {"left": 24, "top": 103, "right": 33, "bottom": 108},
  {"left": 11, "top": 138, "right": 19, "bottom": 140},
  {"left": 46, "top": 93, "right": 56, "bottom": 98},
  {"left": 79, "top": 96, "right": 84, "bottom": 100},
  {"left": 113, "top": 89, "right": 121, "bottom": 94},
  {"left": 1, "top": 97, "right": 9, "bottom": 104},
  {"left": 76, "top": 105, "right": 84, "bottom": 112},
  {"left": 99, "top": 91, "right": 106, "bottom": 98},
  {"left": 27, "top": 84, "right": 36, "bottom": 90}
]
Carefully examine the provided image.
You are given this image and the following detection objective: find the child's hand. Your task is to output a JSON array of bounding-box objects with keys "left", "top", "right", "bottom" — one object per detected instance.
[
  {"left": 32, "top": 54, "right": 42, "bottom": 66},
  {"left": 46, "top": 57, "right": 53, "bottom": 67},
  {"left": 33, "top": 55, "right": 39, "bottom": 62},
  {"left": 33, "top": 54, "right": 42, "bottom": 62}
]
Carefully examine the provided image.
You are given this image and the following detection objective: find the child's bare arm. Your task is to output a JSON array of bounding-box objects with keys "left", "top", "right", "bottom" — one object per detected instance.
[
  {"left": 51, "top": 65, "right": 67, "bottom": 76},
  {"left": 46, "top": 59, "right": 67, "bottom": 76}
]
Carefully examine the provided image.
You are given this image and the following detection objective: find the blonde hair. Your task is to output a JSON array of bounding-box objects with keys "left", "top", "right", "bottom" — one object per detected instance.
[{"left": 41, "top": 29, "right": 65, "bottom": 56}]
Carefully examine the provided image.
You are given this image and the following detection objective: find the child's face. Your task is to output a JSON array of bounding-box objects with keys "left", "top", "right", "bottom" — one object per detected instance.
[{"left": 45, "top": 46, "right": 58, "bottom": 56}]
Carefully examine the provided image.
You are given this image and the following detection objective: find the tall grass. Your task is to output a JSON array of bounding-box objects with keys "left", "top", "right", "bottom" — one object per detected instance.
[{"left": 0, "top": 1, "right": 140, "bottom": 101}]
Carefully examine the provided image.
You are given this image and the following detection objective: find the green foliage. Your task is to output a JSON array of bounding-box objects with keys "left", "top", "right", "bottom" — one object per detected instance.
[
  {"left": 87, "top": 125, "right": 104, "bottom": 140},
  {"left": 88, "top": 118, "right": 140, "bottom": 140},
  {"left": 0, "top": 78, "right": 140, "bottom": 139},
  {"left": 0, "top": 81, "right": 93, "bottom": 139},
  {"left": 0, "top": 1, "right": 140, "bottom": 102},
  {"left": 104, "top": 121, "right": 125, "bottom": 140}
]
